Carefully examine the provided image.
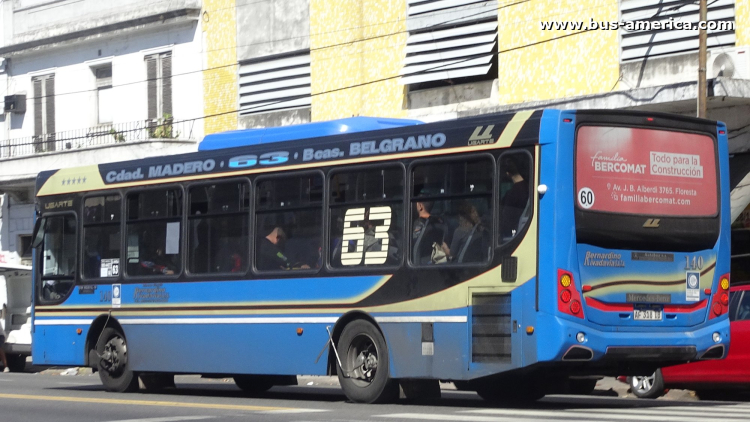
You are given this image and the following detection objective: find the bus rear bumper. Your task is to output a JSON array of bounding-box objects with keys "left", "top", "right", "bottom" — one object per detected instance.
[{"left": 538, "top": 313, "right": 730, "bottom": 369}]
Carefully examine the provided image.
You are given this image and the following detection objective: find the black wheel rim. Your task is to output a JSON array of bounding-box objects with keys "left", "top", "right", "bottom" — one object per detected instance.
[
  {"left": 345, "top": 333, "right": 379, "bottom": 387},
  {"left": 101, "top": 335, "right": 128, "bottom": 377}
]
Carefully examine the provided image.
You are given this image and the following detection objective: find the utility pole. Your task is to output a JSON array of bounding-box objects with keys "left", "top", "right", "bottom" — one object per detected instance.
[{"left": 697, "top": 0, "right": 708, "bottom": 118}]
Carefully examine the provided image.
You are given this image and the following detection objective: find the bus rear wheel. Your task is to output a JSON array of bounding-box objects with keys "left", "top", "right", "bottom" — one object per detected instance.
[
  {"left": 96, "top": 327, "right": 139, "bottom": 392},
  {"left": 337, "top": 320, "right": 398, "bottom": 404}
]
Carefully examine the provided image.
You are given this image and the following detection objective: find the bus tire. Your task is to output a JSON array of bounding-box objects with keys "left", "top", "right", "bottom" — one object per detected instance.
[
  {"left": 5, "top": 353, "right": 26, "bottom": 372},
  {"left": 337, "top": 319, "right": 398, "bottom": 404},
  {"left": 96, "top": 327, "right": 139, "bottom": 393}
]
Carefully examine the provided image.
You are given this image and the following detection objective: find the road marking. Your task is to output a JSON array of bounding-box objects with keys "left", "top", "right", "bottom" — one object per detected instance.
[
  {"left": 380, "top": 408, "right": 750, "bottom": 422},
  {"left": 258, "top": 409, "right": 330, "bottom": 414},
  {"left": 0, "top": 393, "right": 323, "bottom": 413},
  {"left": 464, "top": 408, "right": 750, "bottom": 421},
  {"left": 378, "top": 414, "right": 566, "bottom": 422},
  {"left": 104, "top": 417, "right": 215, "bottom": 422}
]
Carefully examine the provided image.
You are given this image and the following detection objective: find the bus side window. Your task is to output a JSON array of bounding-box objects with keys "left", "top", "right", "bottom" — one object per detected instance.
[
  {"left": 82, "top": 195, "right": 121, "bottom": 280},
  {"left": 255, "top": 173, "right": 323, "bottom": 272},
  {"left": 411, "top": 157, "right": 493, "bottom": 265},
  {"left": 188, "top": 181, "right": 250, "bottom": 274},
  {"left": 125, "top": 188, "right": 183, "bottom": 276},
  {"left": 498, "top": 151, "right": 532, "bottom": 244},
  {"left": 329, "top": 167, "right": 404, "bottom": 269}
]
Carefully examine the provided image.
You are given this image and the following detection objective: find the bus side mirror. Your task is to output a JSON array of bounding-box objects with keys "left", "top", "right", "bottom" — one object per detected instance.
[{"left": 31, "top": 217, "right": 46, "bottom": 249}]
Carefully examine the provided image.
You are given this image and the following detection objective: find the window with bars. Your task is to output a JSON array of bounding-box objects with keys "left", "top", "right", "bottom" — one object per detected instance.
[
  {"left": 32, "top": 73, "right": 56, "bottom": 152},
  {"left": 401, "top": 0, "right": 498, "bottom": 90},
  {"left": 145, "top": 52, "right": 172, "bottom": 121},
  {"left": 620, "top": 0, "right": 736, "bottom": 62},
  {"left": 238, "top": 51, "right": 311, "bottom": 115},
  {"left": 94, "top": 64, "right": 113, "bottom": 124}
]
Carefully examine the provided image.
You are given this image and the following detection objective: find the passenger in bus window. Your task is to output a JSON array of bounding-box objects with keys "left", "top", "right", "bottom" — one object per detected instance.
[
  {"left": 412, "top": 201, "right": 448, "bottom": 264},
  {"left": 140, "top": 248, "right": 176, "bottom": 275},
  {"left": 213, "top": 219, "right": 244, "bottom": 273},
  {"left": 449, "top": 202, "right": 488, "bottom": 263},
  {"left": 500, "top": 156, "right": 530, "bottom": 239},
  {"left": 258, "top": 226, "right": 311, "bottom": 271},
  {"left": 83, "top": 241, "right": 102, "bottom": 278},
  {"left": 215, "top": 239, "right": 243, "bottom": 273}
]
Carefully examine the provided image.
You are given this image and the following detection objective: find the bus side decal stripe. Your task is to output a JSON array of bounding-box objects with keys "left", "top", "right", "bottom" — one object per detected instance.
[
  {"left": 34, "top": 316, "right": 468, "bottom": 326},
  {"left": 35, "top": 319, "right": 95, "bottom": 325}
]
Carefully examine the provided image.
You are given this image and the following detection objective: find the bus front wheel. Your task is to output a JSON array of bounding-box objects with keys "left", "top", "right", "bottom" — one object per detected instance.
[
  {"left": 337, "top": 320, "right": 399, "bottom": 404},
  {"left": 96, "top": 327, "right": 139, "bottom": 392}
]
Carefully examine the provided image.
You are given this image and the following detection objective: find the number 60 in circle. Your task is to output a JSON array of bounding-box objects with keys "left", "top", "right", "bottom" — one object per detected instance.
[{"left": 578, "top": 187, "right": 595, "bottom": 209}]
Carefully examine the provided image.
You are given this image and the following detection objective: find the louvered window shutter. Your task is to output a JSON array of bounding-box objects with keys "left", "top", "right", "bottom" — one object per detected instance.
[
  {"left": 401, "top": 0, "right": 498, "bottom": 86},
  {"left": 162, "top": 53, "right": 172, "bottom": 118},
  {"left": 238, "top": 51, "right": 311, "bottom": 115},
  {"left": 45, "top": 75, "right": 55, "bottom": 136},
  {"left": 146, "top": 55, "right": 157, "bottom": 120},
  {"left": 33, "top": 78, "right": 43, "bottom": 137},
  {"left": 620, "top": 0, "right": 735, "bottom": 62}
]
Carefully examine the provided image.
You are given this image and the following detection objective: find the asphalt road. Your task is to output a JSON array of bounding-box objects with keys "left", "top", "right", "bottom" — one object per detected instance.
[{"left": 1, "top": 371, "right": 749, "bottom": 422}]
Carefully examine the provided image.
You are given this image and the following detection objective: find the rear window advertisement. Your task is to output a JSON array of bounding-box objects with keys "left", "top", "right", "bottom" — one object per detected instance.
[{"left": 575, "top": 126, "right": 717, "bottom": 217}]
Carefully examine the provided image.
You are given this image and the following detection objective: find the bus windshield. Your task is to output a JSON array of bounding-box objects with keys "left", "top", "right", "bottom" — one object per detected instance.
[{"left": 575, "top": 126, "right": 717, "bottom": 217}]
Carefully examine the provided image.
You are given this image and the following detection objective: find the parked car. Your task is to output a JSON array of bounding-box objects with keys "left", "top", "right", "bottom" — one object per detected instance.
[
  {"left": 624, "top": 283, "right": 750, "bottom": 400},
  {"left": 0, "top": 264, "right": 32, "bottom": 372}
]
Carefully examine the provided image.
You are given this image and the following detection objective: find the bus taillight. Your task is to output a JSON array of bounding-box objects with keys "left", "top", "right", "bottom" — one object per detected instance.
[
  {"left": 558, "top": 269, "right": 584, "bottom": 319},
  {"left": 709, "top": 274, "right": 730, "bottom": 319}
]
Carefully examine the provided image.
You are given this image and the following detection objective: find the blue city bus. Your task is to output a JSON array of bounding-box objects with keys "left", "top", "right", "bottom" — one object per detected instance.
[{"left": 30, "top": 110, "right": 731, "bottom": 403}]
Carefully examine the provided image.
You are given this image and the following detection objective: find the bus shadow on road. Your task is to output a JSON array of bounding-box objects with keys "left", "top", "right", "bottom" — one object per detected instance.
[{"left": 44, "top": 382, "right": 750, "bottom": 410}]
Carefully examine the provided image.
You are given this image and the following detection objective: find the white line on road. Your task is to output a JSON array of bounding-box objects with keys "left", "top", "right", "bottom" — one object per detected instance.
[
  {"left": 377, "top": 414, "right": 579, "bottom": 422},
  {"left": 258, "top": 409, "right": 330, "bottom": 414},
  {"left": 103, "top": 417, "right": 216, "bottom": 422},
  {"left": 380, "top": 408, "right": 750, "bottom": 422},
  {"left": 463, "top": 408, "right": 750, "bottom": 421}
]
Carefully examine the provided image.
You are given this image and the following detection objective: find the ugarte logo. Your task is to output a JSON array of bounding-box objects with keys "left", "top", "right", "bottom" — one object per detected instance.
[
  {"left": 45, "top": 200, "right": 73, "bottom": 210},
  {"left": 468, "top": 125, "right": 495, "bottom": 146}
]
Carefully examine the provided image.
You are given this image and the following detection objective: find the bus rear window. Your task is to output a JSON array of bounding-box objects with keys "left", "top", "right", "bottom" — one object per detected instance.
[{"left": 575, "top": 126, "right": 717, "bottom": 217}]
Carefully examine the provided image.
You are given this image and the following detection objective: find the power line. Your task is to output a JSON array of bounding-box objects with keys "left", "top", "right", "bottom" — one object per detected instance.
[
  {"left": 13, "top": 0, "right": 534, "bottom": 102},
  {"left": 14, "top": 27, "right": 594, "bottom": 146},
  {"left": 16, "top": 0, "right": 624, "bottom": 104}
]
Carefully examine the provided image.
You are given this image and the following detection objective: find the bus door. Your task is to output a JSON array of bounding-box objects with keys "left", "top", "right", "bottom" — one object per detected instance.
[{"left": 32, "top": 213, "right": 77, "bottom": 304}]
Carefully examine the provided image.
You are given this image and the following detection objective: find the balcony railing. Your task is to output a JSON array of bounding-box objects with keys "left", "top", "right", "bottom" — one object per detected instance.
[{"left": 0, "top": 119, "right": 197, "bottom": 159}]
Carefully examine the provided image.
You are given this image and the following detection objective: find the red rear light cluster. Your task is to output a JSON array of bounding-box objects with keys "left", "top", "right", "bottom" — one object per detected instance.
[
  {"left": 558, "top": 269, "right": 584, "bottom": 319},
  {"left": 709, "top": 274, "right": 730, "bottom": 320}
]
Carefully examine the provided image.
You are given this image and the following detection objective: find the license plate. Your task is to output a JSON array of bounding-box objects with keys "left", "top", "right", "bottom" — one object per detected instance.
[{"left": 634, "top": 305, "right": 663, "bottom": 321}]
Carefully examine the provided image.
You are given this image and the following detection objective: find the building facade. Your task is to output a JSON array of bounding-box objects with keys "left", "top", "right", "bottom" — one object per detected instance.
[
  {"left": 3, "top": 0, "right": 750, "bottom": 263},
  {"left": 204, "top": 0, "right": 749, "bottom": 147},
  {"left": 0, "top": 0, "right": 205, "bottom": 265}
]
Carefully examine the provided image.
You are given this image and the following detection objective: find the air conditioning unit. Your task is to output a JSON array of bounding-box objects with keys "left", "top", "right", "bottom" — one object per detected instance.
[
  {"left": 708, "top": 47, "right": 750, "bottom": 79},
  {"left": 3, "top": 94, "right": 26, "bottom": 114}
]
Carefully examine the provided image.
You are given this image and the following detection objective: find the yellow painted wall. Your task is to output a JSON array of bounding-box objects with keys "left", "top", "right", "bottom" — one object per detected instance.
[
  {"left": 497, "top": 0, "right": 619, "bottom": 104},
  {"left": 310, "top": 0, "right": 408, "bottom": 121},
  {"left": 203, "top": 0, "right": 238, "bottom": 134},
  {"left": 736, "top": 0, "right": 750, "bottom": 46}
]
